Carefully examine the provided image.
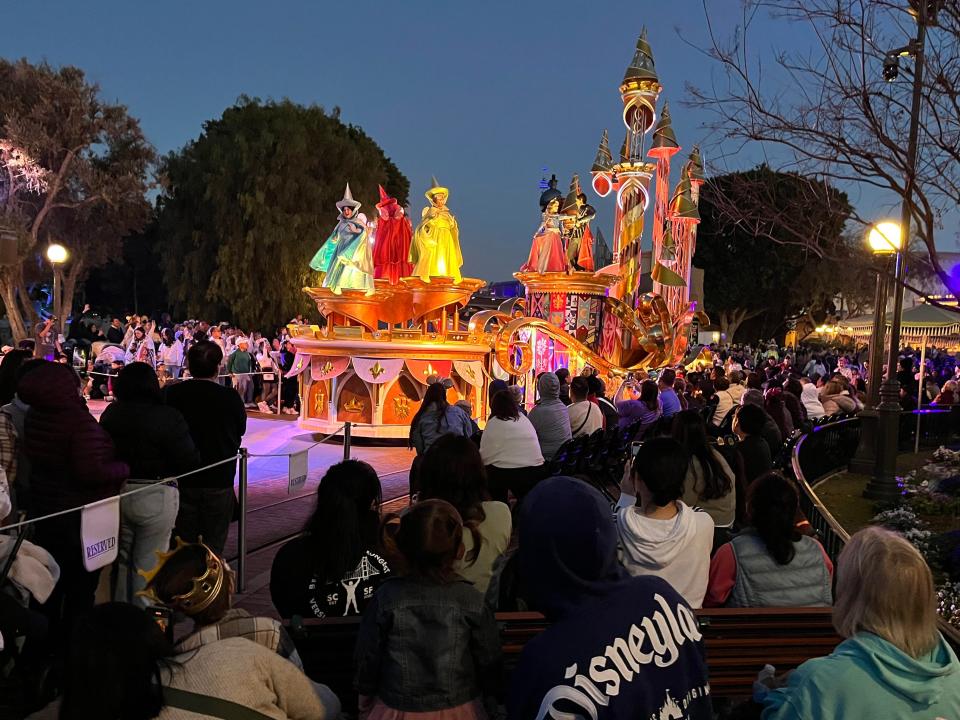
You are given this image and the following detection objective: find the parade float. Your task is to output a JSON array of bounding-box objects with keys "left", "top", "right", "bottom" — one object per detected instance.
[{"left": 288, "top": 28, "right": 707, "bottom": 438}]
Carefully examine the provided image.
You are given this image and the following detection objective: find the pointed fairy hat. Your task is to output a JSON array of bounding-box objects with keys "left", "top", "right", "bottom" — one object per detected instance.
[
  {"left": 336, "top": 182, "right": 362, "bottom": 211},
  {"left": 376, "top": 184, "right": 398, "bottom": 210},
  {"left": 424, "top": 175, "right": 449, "bottom": 201}
]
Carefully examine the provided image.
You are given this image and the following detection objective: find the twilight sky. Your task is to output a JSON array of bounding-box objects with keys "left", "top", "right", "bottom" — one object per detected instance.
[{"left": 5, "top": 0, "right": 946, "bottom": 281}]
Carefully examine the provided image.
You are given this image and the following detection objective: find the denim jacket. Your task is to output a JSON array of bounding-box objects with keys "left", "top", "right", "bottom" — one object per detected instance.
[
  {"left": 410, "top": 406, "right": 473, "bottom": 455},
  {"left": 354, "top": 575, "right": 502, "bottom": 711}
]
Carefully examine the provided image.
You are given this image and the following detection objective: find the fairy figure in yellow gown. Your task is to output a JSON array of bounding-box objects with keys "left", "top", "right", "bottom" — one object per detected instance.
[{"left": 409, "top": 177, "right": 463, "bottom": 283}]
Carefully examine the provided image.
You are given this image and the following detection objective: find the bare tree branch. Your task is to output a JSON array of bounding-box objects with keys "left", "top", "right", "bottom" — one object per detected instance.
[{"left": 686, "top": 0, "right": 960, "bottom": 301}]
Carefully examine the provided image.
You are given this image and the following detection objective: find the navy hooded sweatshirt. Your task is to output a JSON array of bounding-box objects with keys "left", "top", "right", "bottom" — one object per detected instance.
[{"left": 507, "top": 476, "right": 712, "bottom": 720}]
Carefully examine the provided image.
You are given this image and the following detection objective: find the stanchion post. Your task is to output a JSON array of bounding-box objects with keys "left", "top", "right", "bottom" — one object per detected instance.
[
  {"left": 276, "top": 370, "right": 282, "bottom": 416},
  {"left": 343, "top": 422, "right": 351, "bottom": 460},
  {"left": 914, "top": 333, "right": 928, "bottom": 455},
  {"left": 237, "top": 448, "right": 249, "bottom": 593}
]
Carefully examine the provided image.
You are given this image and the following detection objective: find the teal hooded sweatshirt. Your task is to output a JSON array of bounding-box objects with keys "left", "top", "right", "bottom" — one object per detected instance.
[{"left": 762, "top": 631, "right": 960, "bottom": 720}]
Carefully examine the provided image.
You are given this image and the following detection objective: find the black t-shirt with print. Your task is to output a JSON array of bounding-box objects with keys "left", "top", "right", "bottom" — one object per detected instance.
[{"left": 270, "top": 537, "right": 391, "bottom": 619}]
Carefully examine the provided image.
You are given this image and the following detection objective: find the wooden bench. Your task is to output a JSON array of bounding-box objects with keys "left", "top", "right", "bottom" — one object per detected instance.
[{"left": 286, "top": 607, "right": 842, "bottom": 706}]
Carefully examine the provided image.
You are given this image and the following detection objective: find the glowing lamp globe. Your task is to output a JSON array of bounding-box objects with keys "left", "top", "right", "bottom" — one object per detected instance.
[
  {"left": 47, "top": 243, "right": 68, "bottom": 264},
  {"left": 868, "top": 222, "right": 902, "bottom": 254}
]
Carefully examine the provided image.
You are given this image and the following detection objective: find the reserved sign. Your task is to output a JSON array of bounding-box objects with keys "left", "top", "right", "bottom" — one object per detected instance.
[
  {"left": 80, "top": 495, "right": 120, "bottom": 571},
  {"left": 288, "top": 451, "right": 308, "bottom": 494}
]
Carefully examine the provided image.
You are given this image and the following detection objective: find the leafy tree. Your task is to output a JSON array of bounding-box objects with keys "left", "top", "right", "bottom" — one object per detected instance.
[
  {"left": 694, "top": 166, "right": 874, "bottom": 341},
  {"left": 0, "top": 59, "right": 154, "bottom": 340},
  {"left": 84, "top": 222, "right": 169, "bottom": 318},
  {"left": 155, "top": 98, "right": 409, "bottom": 329}
]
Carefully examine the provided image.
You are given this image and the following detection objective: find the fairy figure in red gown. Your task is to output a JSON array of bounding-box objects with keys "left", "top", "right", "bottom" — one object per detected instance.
[{"left": 372, "top": 186, "right": 413, "bottom": 284}]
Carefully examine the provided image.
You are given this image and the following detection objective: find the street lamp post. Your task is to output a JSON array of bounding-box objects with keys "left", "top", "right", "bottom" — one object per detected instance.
[
  {"left": 848, "top": 226, "right": 899, "bottom": 474},
  {"left": 865, "top": 3, "right": 931, "bottom": 500},
  {"left": 46, "top": 243, "right": 68, "bottom": 336}
]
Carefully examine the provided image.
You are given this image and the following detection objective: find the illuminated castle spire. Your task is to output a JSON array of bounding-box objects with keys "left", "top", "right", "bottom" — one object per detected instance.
[
  {"left": 592, "top": 130, "right": 613, "bottom": 173},
  {"left": 622, "top": 27, "right": 658, "bottom": 84}
]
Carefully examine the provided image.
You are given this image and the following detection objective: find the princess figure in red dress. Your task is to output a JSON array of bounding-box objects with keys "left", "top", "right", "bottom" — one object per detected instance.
[
  {"left": 522, "top": 196, "right": 567, "bottom": 273},
  {"left": 372, "top": 186, "right": 413, "bottom": 285}
]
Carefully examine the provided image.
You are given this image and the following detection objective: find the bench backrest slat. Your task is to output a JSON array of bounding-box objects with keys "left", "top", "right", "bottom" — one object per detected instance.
[{"left": 284, "top": 607, "right": 842, "bottom": 702}]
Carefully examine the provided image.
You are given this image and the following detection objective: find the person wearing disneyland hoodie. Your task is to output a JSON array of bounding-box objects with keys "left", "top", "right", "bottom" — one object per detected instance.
[
  {"left": 614, "top": 436, "right": 714, "bottom": 609},
  {"left": 507, "top": 476, "right": 711, "bottom": 720}
]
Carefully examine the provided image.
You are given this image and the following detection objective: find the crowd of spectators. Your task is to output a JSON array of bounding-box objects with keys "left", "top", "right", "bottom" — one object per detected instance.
[
  {"left": 1, "top": 335, "right": 959, "bottom": 719},
  {"left": 21, "top": 308, "right": 308, "bottom": 415}
]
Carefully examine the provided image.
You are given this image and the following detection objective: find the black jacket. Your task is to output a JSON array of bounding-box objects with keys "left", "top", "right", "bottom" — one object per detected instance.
[
  {"left": 164, "top": 380, "right": 246, "bottom": 489},
  {"left": 100, "top": 400, "right": 200, "bottom": 481},
  {"left": 596, "top": 396, "right": 619, "bottom": 430},
  {"left": 105, "top": 326, "right": 125, "bottom": 344},
  {"left": 738, "top": 434, "right": 773, "bottom": 486}
]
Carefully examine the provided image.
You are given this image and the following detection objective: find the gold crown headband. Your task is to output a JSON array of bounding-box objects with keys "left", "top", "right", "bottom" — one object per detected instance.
[{"left": 138, "top": 537, "right": 226, "bottom": 615}]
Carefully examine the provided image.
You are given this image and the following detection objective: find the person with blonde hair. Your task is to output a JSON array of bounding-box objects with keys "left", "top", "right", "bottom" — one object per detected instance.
[
  {"left": 818, "top": 378, "right": 858, "bottom": 415},
  {"left": 933, "top": 379, "right": 959, "bottom": 405},
  {"left": 761, "top": 526, "right": 960, "bottom": 719}
]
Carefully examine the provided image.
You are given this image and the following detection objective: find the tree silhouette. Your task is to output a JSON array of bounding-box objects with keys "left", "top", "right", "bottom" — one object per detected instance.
[{"left": 154, "top": 97, "right": 409, "bottom": 329}]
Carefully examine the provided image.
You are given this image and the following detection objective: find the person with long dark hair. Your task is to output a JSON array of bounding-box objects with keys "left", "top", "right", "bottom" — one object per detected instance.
[
  {"left": 409, "top": 381, "right": 473, "bottom": 456},
  {"left": 763, "top": 386, "right": 794, "bottom": 438},
  {"left": 100, "top": 361, "right": 199, "bottom": 606},
  {"left": 705, "top": 472, "right": 833, "bottom": 607},
  {"left": 781, "top": 376, "right": 808, "bottom": 428},
  {"left": 672, "top": 410, "right": 736, "bottom": 529},
  {"left": 270, "top": 460, "right": 390, "bottom": 619},
  {"left": 157, "top": 327, "right": 184, "bottom": 379},
  {"left": 419, "top": 434, "right": 512, "bottom": 595},
  {"left": 278, "top": 339, "right": 300, "bottom": 415},
  {"left": 616, "top": 378, "right": 661, "bottom": 431},
  {"left": 480, "top": 390, "right": 545, "bottom": 504}
]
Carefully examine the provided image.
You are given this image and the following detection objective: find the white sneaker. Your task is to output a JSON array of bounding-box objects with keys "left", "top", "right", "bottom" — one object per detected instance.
[{"left": 257, "top": 401, "right": 270, "bottom": 413}]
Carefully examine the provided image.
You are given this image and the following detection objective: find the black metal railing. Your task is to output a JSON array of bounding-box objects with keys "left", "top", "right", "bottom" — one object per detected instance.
[
  {"left": 790, "top": 418, "right": 859, "bottom": 562},
  {"left": 790, "top": 413, "right": 960, "bottom": 650},
  {"left": 898, "top": 406, "right": 960, "bottom": 450}
]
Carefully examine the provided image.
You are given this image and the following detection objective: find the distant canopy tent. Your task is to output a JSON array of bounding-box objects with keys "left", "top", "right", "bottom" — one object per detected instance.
[{"left": 839, "top": 303, "right": 960, "bottom": 350}]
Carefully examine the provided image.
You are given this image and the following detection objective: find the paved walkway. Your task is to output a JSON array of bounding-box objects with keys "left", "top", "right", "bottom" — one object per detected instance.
[
  {"left": 216, "top": 413, "right": 414, "bottom": 618},
  {"left": 87, "top": 400, "right": 414, "bottom": 618}
]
